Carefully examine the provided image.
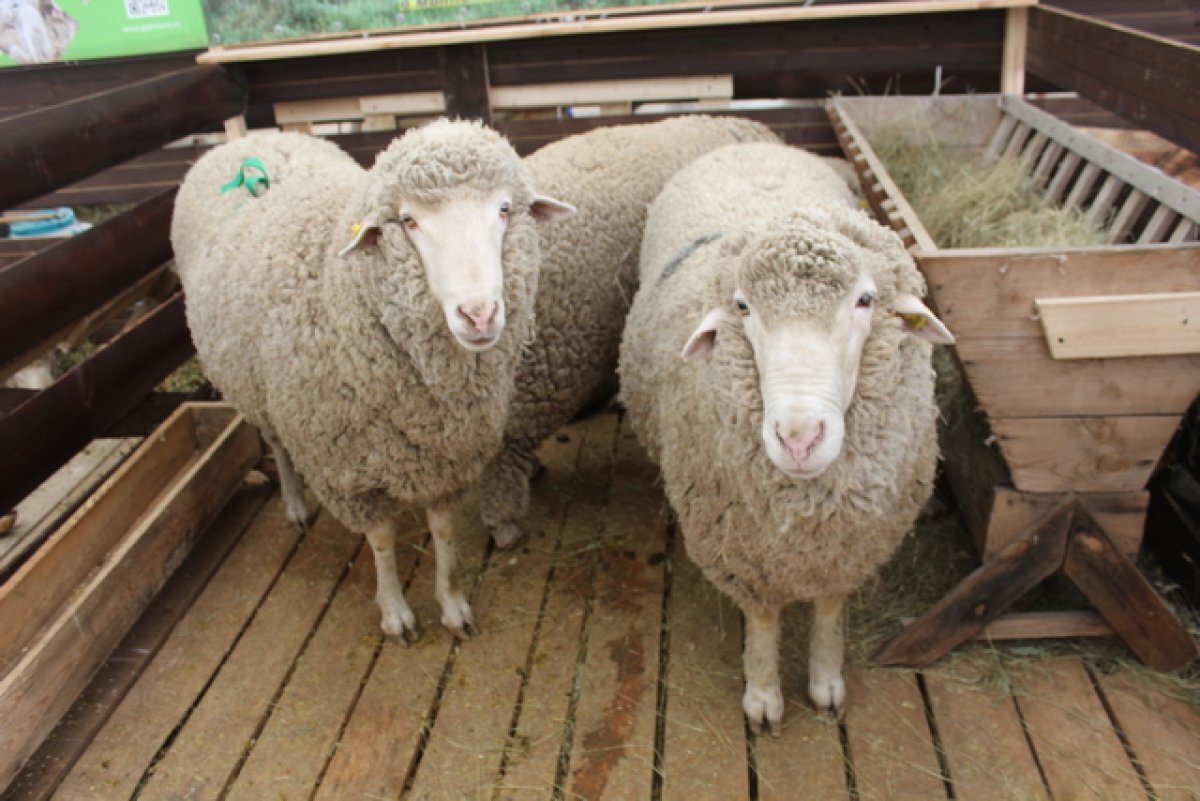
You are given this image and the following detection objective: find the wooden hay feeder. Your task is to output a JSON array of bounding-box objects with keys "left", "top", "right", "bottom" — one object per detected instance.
[{"left": 828, "top": 94, "right": 1200, "bottom": 670}]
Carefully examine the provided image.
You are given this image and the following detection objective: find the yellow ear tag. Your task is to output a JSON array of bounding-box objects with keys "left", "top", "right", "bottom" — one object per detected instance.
[
  {"left": 351, "top": 222, "right": 363, "bottom": 236},
  {"left": 901, "top": 312, "right": 928, "bottom": 330}
]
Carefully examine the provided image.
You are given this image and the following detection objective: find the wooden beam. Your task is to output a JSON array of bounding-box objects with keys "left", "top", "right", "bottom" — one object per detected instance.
[
  {"left": 0, "top": 67, "right": 243, "bottom": 210},
  {"left": 0, "top": 191, "right": 175, "bottom": 369},
  {"left": 490, "top": 75, "right": 732, "bottom": 109},
  {"left": 1001, "top": 6, "right": 1028, "bottom": 95},
  {"left": 1036, "top": 291, "right": 1200, "bottom": 359},
  {"left": 440, "top": 43, "right": 491, "bottom": 123},
  {"left": 0, "top": 404, "right": 260, "bottom": 791},
  {"left": 0, "top": 294, "right": 194, "bottom": 514}
]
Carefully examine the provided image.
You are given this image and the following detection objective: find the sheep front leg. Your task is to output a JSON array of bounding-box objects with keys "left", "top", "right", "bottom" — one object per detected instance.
[
  {"left": 426, "top": 504, "right": 479, "bottom": 639},
  {"left": 365, "top": 519, "right": 418, "bottom": 644},
  {"left": 808, "top": 594, "right": 847, "bottom": 718},
  {"left": 261, "top": 429, "right": 314, "bottom": 532},
  {"left": 742, "top": 604, "right": 785, "bottom": 736}
]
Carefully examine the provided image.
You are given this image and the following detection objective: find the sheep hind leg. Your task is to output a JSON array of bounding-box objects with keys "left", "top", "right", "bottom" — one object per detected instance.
[
  {"left": 426, "top": 503, "right": 478, "bottom": 639},
  {"left": 365, "top": 519, "right": 419, "bottom": 644},
  {"left": 808, "top": 594, "right": 847, "bottom": 718},
  {"left": 478, "top": 445, "right": 537, "bottom": 550},
  {"left": 261, "top": 429, "right": 314, "bottom": 532},
  {"left": 742, "top": 604, "right": 785, "bottom": 736}
]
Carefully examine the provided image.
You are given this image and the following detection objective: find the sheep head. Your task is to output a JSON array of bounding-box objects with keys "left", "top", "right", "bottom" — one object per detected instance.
[
  {"left": 681, "top": 207, "right": 953, "bottom": 479},
  {"left": 340, "top": 119, "right": 573, "bottom": 353}
]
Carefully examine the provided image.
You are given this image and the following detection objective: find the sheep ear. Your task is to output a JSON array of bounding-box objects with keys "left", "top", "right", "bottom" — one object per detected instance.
[
  {"left": 337, "top": 210, "right": 383, "bottom": 257},
  {"left": 893, "top": 292, "right": 955, "bottom": 344},
  {"left": 530, "top": 194, "right": 576, "bottom": 223},
  {"left": 681, "top": 307, "right": 732, "bottom": 360}
]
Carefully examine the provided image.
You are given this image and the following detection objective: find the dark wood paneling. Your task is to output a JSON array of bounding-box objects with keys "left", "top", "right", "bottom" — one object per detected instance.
[
  {"left": 440, "top": 44, "right": 492, "bottom": 123},
  {"left": 0, "top": 67, "right": 244, "bottom": 210},
  {"left": 1047, "top": 0, "right": 1200, "bottom": 45},
  {"left": 1028, "top": 6, "right": 1200, "bottom": 152}
]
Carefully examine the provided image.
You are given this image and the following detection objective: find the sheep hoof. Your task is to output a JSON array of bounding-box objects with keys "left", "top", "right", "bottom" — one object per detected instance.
[
  {"left": 284, "top": 499, "right": 317, "bottom": 533},
  {"left": 743, "top": 684, "right": 784, "bottom": 737},
  {"left": 440, "top": 593, "right": 479, "bottom": 639},
  {"left": 380, "top": 607, "right": 420, "bottom": 645},
  {"left": 491, "top": 522, "right": 526, "bottom": 551},
  {"left": 808, "top": 674, "right": 846, "bottom": 720}
]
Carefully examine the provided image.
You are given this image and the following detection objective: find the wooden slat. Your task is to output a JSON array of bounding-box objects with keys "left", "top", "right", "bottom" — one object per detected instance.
[
  {"left": 1168, "top": 218, "right": 1196, "bottom": 243},
  {"left": 0, "top": 438, "right": 140, "bottom": 577},
  {"left": 403, "top": 429, "right": 585, "bottom": 799},
  {"left": 3, "top": 483, "right": 271, "bottom": 801},
  {"left": 197, "top": 1, "right": 1035, "bottom": 64},
  {"left": 49, "top": 493, "right": 304, "bottom": 799},
  {"left": 312, "top": 517, "right": 490, "bottom": 800},
  {"left": 1012, "top": 657, "right": 1146, "bottom": 800},
  {"left": 660, "top": 549, "right": 749, "bottom": 801},
  {"left": 563, "top": 425, "right": 667, "bottom": 800},
  {"left": 1106, "top": 190, "right": 1150, "bottom": 243},
  {"left": 1044, "top": 150, "right": 1082, "bottom": 203},
  {"left": 755, "top": 604, "right": 847, "bottom": 801},
  {"left": 1002, "top": 121, "right": 1032, "bottom": 158},
  {"left": 1137, "top": 205, "right": 1178, "bottom": 244},
  {"left": 1019, "top": 131, "right": 1049, "bottom": 170},
  {"left": 986, "top": 487, "right": 1147, "bottom": 559},
  {"left": 920, "top": 246, "right": 1200, "bottom": 341},
  {"left": 1030, "top": 140, "right": 1064, "bottom": 187},
  {"left": 1063, "top": 161, "right": 1103, "bottom": 211},
  {"left": 976, "top": 610, "right": 1112, "bottom": 639},
  {"left": 1063, "top": 510, "right": 1199, "bottom": 671},
  {"left": 922, "top": 654, "right": 1050, "bottom": 800},
  {"left": 985, "top": 115, "right": 1019, "bottom": 161},
  {"left": 991, "top": 414, "right": 1180, "bottom": 493},
  {"left": 0, "top": 405, "right": 259, "bottom": 791},
  {"left": 958, "top": 337, "right": 1200, "bottom": 418},
  {"left": 495, "top": 414, "right": 621, "bottom": 799},
  {"left": 1095, "top": 671, "right": 1200, "bottom": 801},
  {"left": 492, "top": 75, "right": 732, "bottom": 108},
  {"left": 1036, "top": 292, "right": 1200, "bottom": 359},
  {"left": 844, "top": 668, "right": 945, "bottom": 801}
]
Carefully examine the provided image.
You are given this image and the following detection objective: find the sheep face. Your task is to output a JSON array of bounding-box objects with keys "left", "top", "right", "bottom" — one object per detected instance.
[{"left": 681, "top": 214, "right": 952, "bottom": 480}]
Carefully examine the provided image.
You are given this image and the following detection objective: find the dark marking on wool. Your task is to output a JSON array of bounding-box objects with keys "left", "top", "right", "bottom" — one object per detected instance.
[{"left": 656, "top": 232, "right": 724, "bottom": 286}]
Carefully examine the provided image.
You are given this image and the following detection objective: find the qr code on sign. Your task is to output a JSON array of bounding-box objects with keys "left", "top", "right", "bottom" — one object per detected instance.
[{"left": 124, "top": 0, "right": 169, "bottom": 18}]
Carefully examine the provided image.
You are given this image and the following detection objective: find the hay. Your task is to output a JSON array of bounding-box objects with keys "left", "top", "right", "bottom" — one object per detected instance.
[{"left": 867, "top": 118, "right": 1107, "bottom": 249}]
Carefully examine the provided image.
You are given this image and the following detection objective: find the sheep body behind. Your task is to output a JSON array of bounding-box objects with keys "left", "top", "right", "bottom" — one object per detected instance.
[
  {"left": 619, "top": 142, "right": 946, "bottom": 729},
  {"left": 477, "top": 115, "right": 781, "bottom": 544}
]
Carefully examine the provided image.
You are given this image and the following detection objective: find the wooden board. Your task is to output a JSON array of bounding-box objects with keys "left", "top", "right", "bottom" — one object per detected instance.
[
  {"left": 0, "top": 404, "right": 259, "bottom": 791},
  {"left": 492, "top": 75, "right": 731, "bottom": 109},
  {"left": 1036, "top": 291, "right": 1200, "bottom": 359},
  {"left": 52, "top": 493, "right": 306, "bottom": 799},
  {"left": 496, "top": 414, "right": 621, "bottom": 799},
  {"left": 921, "top": 654, "right": 1050, "bottom": 800},
  {"left": 990, "top": 414, "right": 1180, "bottom": 493},
  {"left": 987, "top": 486, "right": 1146, "bottom": 557},
  {"left": 563, "top": 426, "right": 668, "bottom": 801},
  {"left": 844, "top": 668, "right": 946, "bottom": 801},
  {"left": 1094, "top": 671, "right": 1200, "bottom": 801},
  {"left": 1011, "top": 657, "right": 1146, "bottom": 800},
  {"left": 659, "top": 547, "right": 749, "bottom": 801}
]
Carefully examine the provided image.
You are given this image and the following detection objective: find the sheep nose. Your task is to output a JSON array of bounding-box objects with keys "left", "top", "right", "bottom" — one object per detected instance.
[
  {"left": 777, "top": 420, "right": 826, "bottom": 466},
  {"left": 457, "top": 300, "right": 498, "bottom": 335}
]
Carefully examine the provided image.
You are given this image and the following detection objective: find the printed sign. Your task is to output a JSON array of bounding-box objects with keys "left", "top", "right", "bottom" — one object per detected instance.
[{"left": 0, "top": 0, "right": 208, "bottom": 68}]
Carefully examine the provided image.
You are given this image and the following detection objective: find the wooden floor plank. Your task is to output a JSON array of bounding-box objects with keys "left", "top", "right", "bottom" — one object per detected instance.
[
  {"left": 2, "top": 482, "right": 270, "bottom": 801},
  {"left": 846, "top": 668, "right": 947, "bottom": 801},
  {"left": 1014, "top": 657, "right": 1148, "bottom": 801},
  {"left": 660, "top": 548, "right": 750, "bottom": 801},
  {"left": 563, "top": 423, "right": 668, "bottom": 801},
  {"left": 495, "top": 413, "right": 620, "bottom": 800},
  {"left": 312, "top": 512, "right": 491, "bottom": 801},
  {"left": 134, "top": 512, "right": 361, "bottom": 801},
  {"left": 52, "top": 493, "right": 303, "bottom": 800},
  {"left": 921, "top": 653, "right": 1049, "bottom": 801},
  {"left": 221, "top": 541, "right": 389, "bottom": 801},
  {"left": 404, "top": 426, "right": 586, "bottom": 799},
  {"left": 1095, "top": 670, "right": 1200, "bottom": 801},
  {"left": 755, "top": 605, "right": 848, "bottom": 801}
]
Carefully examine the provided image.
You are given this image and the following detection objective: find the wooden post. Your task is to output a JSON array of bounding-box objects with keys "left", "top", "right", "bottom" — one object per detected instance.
[
  {"left": 224, "top": 115, "right": 248, "bottom": 140},
  {"left": 439, "top": 44, "right": 492, "bottom": 124},
  {"left": 1001, "top": 6, "right": 1028, "bottom": 95},
  {"left": 0, "top": 66, "right": 244, "bottom": 209}
]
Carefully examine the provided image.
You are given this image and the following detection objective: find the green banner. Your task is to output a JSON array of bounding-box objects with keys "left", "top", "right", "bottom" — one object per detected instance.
[{"left": 0, "top": 0, "right": 208, "bottom": 68}]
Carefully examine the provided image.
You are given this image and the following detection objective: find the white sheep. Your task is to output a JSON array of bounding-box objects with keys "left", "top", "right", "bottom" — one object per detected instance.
[
  {"left": 0, "top": 0, "right": 74, "bottom": 64},
  {"left": 618, "top": 142, "right": 954, "bottom": 732},
  {"left": 476, "top": 115, "right": 781, "bottom": 548},
  {"left": 171, "top": 121, "right": 573, "bottom": 642}
]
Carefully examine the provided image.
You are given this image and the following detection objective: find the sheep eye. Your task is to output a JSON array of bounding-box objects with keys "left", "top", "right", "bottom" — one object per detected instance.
[
  {"left": 499, "top": 202, "right": 511, "bottom": 218},
  {"left": 735, "top": 299, "right": 750, "bottom": 316},
  {"left": 400, "top": 213, "right": 418, "bottom": 231},
  {"left": 856, "top": 292, "right": 875, "bottom": 309}
]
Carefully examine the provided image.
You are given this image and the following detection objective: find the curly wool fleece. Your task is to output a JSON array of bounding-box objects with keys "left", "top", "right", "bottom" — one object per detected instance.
[
  {"left": 476, "top": 115, "right": 781, "bottom": 532},
  {"left": 619, "top": 142, "right": 939, "bottom": 611},
  {"left": 171, "top": 121, "right": 543, "bottom": 531}
]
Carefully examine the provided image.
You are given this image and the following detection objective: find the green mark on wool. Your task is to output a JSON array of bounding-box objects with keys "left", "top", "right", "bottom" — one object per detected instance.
[{"left": 220, "top": 157, "right": 271, "bottom": 198}]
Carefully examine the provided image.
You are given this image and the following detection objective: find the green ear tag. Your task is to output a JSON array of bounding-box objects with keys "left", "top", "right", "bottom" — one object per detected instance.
[{"left": 220, "top": 157, "right": 271, "bottom": 198}]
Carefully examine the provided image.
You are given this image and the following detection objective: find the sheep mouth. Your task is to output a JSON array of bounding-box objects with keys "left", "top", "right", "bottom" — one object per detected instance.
[
  {"left": 455, "top": 332, "right": 501, "bottom": 352},
  {"left": 777, "top": 464, "right": 829, "bottom": 481}
]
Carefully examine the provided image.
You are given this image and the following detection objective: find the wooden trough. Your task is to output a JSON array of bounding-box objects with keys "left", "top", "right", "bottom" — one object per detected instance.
[{"left": 828, "top": 93, "right": 1200, "bottom": 668}]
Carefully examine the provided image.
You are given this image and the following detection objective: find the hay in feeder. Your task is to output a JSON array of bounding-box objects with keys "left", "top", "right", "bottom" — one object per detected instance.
[{"left": 868, "top": 120, "right": 1108, "bottom": 249}]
